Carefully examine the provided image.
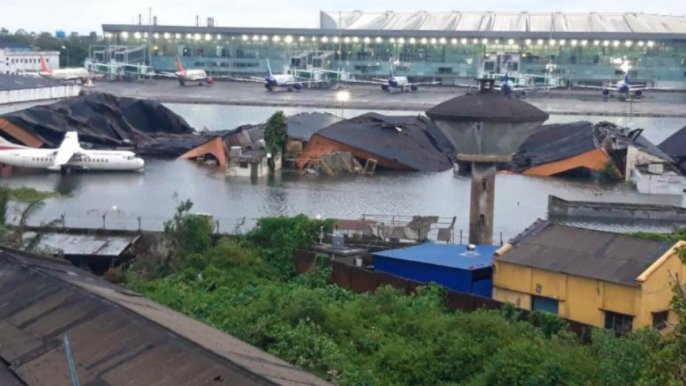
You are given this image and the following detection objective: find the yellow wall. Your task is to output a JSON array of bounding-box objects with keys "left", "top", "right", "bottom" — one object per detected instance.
[
  {"left": 638, "top": 243, "right": 686, "bottom": 329},
  {"left": 493, "top": 245, "right": 686, "bottom": 330}
]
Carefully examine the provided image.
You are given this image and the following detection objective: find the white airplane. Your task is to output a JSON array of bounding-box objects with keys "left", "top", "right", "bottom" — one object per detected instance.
[
  {"left": 0, "top": 132, "right": 145, "bottom": 173},
  {"left": 39, "top": 55, "right": 91, "bottom": 82},
  {"left": 159, "top": 56, "right": 215, "bottom": 86},
  {"left": 232, "top": 59, "right": 323, "bottom": 92},
  {"left": 459, "top": 73, "right": 556, "bottom": 97},
  {"left": 577, "top": 73, "right": 670, "bottom": 99},
  {"left": 346, "top": 69, "right": 440, "bottom": 93}
]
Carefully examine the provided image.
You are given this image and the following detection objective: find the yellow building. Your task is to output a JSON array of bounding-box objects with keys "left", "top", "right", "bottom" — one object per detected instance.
[{"left": 493, "top": 220, "right": 685, "bottom": 334}]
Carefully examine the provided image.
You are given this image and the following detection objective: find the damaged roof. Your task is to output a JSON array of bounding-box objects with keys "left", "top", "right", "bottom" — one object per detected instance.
[
  {"left": 21, "top": 232, "right": 139, "bottom": 256},
  {"left": 497, "top": 220, "right": 676, "bottom": 287},
  {"left": 287, "top": 112, "right": 343, "bottom": 141},
  {"left": 512, "top": 121, "right": 597, "bottom": 170},
  {"left": 0, "top": 250, "right": 333, "bottom": 386},
  {"left": 0, "top": 93, "right": 195, "bottom": 148},
  {"left": 659, "top": 125, "right": 686, "bottom": 159},
  {"left": 313, "top": 113, "right": 453, "bottom": 172},
  {"left": 630, "top": 134, "right": 673, "bottom": 163}
]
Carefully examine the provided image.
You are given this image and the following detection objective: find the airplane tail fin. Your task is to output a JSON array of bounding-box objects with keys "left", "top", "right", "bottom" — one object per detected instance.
[
  {"left": 39, "top": 55, "right": 52, "bottom": 73},
  {"left": 266, "top": 59, "right": 273, "bottom": 76},
  {"left": 176, "top": 56, "right": 185, "bottom": 72},
  {"left": 60, "top": 132, "right": 80, "bottom": 149},
  {"left": 624, "top": 73, "right": 630, "bottom": 83}
]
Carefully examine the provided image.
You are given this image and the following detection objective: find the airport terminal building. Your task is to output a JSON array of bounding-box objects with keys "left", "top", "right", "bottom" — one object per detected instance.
[{"left": 100, "top": 11, "right": 686, "bottom": 87}]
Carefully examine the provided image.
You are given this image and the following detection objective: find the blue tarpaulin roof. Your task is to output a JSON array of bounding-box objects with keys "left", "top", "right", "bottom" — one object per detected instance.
[{"left": 373, "top": 243, "right": 496, "bottom": 270}]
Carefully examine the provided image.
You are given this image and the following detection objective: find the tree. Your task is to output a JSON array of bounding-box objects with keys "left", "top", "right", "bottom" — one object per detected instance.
[{"left": 263, "top": 111, "right": 288, "bottom": 171}]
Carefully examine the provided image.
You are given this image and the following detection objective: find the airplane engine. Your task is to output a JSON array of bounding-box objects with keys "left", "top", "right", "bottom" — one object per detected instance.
[
  {"left": 411, "top": 85, "right": 418, "bottom": 92},
  {"left": 264, "top": 83, "right": 272, "bottom": 90},
  {"left": 634, "top": 90, "right": 643, "bottom": 97},
  {"left": 381, "top": 85, "right": 389, "bottom": 92},
  {"left": 602, "top": 89, "right": 610, "bottom": 96},
  {"left": 294, "top": 83, "right": 302, "bottom": 90}
]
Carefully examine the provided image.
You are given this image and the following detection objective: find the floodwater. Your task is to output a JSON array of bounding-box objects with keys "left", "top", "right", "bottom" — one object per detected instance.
[{"left": 1, "top": 103, "right": 685, "bottom": 240}]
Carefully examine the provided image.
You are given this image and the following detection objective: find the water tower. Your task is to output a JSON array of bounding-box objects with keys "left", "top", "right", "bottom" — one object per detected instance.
[{"left": 426, "top": 80, "right": 549, "bottom": 245}]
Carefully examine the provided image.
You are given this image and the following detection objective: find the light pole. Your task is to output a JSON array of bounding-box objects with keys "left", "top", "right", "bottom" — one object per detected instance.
[
  {"left": 336, "top": 90, "right": 350, "bottom": 118},
  {"left": 61, "top": 45, "right": 69, "bottom": 67}
]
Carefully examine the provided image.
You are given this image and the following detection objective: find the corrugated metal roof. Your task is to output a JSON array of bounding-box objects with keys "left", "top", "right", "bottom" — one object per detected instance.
[
  {"left": 313, "top": 113, "right": 452, "bottom": 172},
  {"left": 22, "top": 232, "right": 139, "bottom": 256},
  {"left": 659, "top": 126, "right": 686, "bottom": 159},
  {"left": 321, "top": 11, "right": 686, "bottom": 34},
  {"left": 0, "top": 250, "right": 333, "bottom": 386},
  {"left": 373, "top": 243, "right": 496, "bottom": 270},
  {"left": 286, "top": 112, "right": 342, "bottom": 141},
  {"left": 496, "top": 220, "right": 676, "bottom": 286},
  {"left": 512, "top": 121, "right": 597, "bottom": 170}
]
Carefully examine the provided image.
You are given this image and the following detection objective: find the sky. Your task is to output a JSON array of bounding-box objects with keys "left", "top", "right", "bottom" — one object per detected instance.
[{"left": 3, "top": 0, "right": 686, "bottom": 34}]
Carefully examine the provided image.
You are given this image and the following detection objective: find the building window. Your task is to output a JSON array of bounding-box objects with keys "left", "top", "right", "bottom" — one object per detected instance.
[
  {"left": 652, "top": 311, "right": 669, "bottom": 330},
  {"left": 532, "top": 296, "right": 559, "bottom": 315},
  {"left": 604, "top": 311, "right": 634, "bottom": 335}
]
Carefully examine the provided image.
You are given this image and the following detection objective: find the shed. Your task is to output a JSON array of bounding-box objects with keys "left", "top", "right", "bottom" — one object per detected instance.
[
  {"left": 21, "top": 231, "right": 139, "bottom": 274},
  {"left": 372, "top": 243, "right": 497, "bottom": 297}
]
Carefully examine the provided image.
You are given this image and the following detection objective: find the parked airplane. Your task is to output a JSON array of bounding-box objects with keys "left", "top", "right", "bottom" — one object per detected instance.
[
  {"left": 346, "top": 69, "right": 440, "bottom": 92},
  {"left": 232, "top": 59, "right": 323, "bottom": 91},
  {"left": 39, "top": 55, "right": 91, "bottom": 82},
  {"left": 159, "top": 56, "right": 215, "bottom": 86},
  {"left": 0, "top": 132, "right": 145, "bottom": 173},
  {"left": 458, "top": 73, "right": 556, "bottom": 97},
  {"left": 577, "top": 74, "right": 670, "bottom": 99}
]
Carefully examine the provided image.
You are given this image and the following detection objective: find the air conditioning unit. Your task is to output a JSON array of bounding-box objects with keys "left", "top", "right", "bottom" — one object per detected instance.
[{"left": 648, "top": 163, "right": 664, "bottom": 175}]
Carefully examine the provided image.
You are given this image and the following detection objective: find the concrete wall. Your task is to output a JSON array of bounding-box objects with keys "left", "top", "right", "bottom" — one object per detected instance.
[
  {"left": 0, "top": 85, "right": 81, "bottom": 105},
  {"left": 632, "top": 168, "right": 685, "bottom": 196},
  {"left": 492, "top": 259, "right": 676, "bottom": 331},
  {"left": 625, "top": 146, "right": 668, "bottom": 182},
  {"left": 548, "top": 195, "right": 686, "bottom": 222},
  {"left": 226, "top": 154, "right": 281, "bottom": 178}
]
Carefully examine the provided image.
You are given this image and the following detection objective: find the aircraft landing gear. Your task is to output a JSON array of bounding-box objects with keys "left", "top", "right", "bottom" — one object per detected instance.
[
  {"left": 287, "top": 86, "right": 293, "bottom": 92},
  {"left": 179, "top": 79, "right": 185, "bottom": 86},
  {"left": 60, "top": 165, "right": 75, "bottom": 175}
]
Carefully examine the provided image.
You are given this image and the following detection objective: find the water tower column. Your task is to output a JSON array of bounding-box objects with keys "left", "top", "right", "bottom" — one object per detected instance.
[{"left": 469, "top": 162, "right": 496, "bottom": 245}]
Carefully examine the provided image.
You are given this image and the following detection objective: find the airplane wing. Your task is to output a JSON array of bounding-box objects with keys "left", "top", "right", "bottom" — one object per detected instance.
[
  {"left": 157, "top": 72, "right": 178, "bottom": 78},
  {"left": 340, "top": 79, "right": 387, "bottom": 86},
  {"left": 229, "top": 76, "right": 266, "bottom": 83},
  {"left": 634, "top": 86, "right": 673, "bottom": 91},
  {"left": 285, "top": 79, "right": 324, "bottom": 85},
  {"left": 575, "top": 84, "right": 607, "bottom": 90},
  {"left": 53, "top": 132, "right": 80, "bottom": 167},
  {"left": 410, "top": 81, "right": 441, "bottom": 86}
]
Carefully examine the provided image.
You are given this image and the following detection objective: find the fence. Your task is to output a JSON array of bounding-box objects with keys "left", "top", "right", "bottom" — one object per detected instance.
[{"left": 294, "top": 250, "right": 593, "bottom": 341}]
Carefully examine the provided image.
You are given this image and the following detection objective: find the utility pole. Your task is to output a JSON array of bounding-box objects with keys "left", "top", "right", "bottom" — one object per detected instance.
[
  {"left": 337, "top": 11, "right": 342, "bottom": 88},
  {"left": 148, "top": 7, "right": 152, "bottom": 66}
]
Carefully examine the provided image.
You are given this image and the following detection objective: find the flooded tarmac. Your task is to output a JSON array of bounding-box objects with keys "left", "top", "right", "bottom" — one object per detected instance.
[{"left": 1, "top": 104, "right": 684, "bottom": 240}]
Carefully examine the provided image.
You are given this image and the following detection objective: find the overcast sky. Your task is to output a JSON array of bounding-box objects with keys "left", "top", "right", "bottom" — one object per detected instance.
[{"left": 3, "top": 0, "right": 686, "bottom": 34}]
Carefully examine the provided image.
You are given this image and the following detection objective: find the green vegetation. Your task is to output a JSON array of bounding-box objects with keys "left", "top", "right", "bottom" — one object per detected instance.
[
  {"left": 264, "top": 111, "right": 288, "bottom": 170},
  {"left": 632, "top": 228, "right": 686, "bottom": 242},
  {"left": 0, "top": 185, "right": 63, "bottom": 247},
  {"left": 1, "top": 30, "right": 92, "bottom": 68},
  {"left": 124, "top": 201, "right": 686, "bottom": 385},
  {"left": 599, "top": 160, "right": 622, "bottom": 183}
]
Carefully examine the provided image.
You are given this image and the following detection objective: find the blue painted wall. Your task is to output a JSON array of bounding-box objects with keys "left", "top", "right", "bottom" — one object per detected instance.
[{"left": 374, "top": 255, "right": 492, "bottom": 297}]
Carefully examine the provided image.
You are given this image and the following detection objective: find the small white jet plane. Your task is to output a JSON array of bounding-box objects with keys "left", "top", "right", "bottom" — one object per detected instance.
[
  {"left": 345, "top": 68, "right": 440, "bottom": 93},
  {"left": 231, "top": 59, "right": 324, "bottom": 92},
  {"left": 577, "top": 73, "right": 671, "bottom": 99},
  {"left": 0, "top": 132, "right": 145, "bottom": 173}
]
